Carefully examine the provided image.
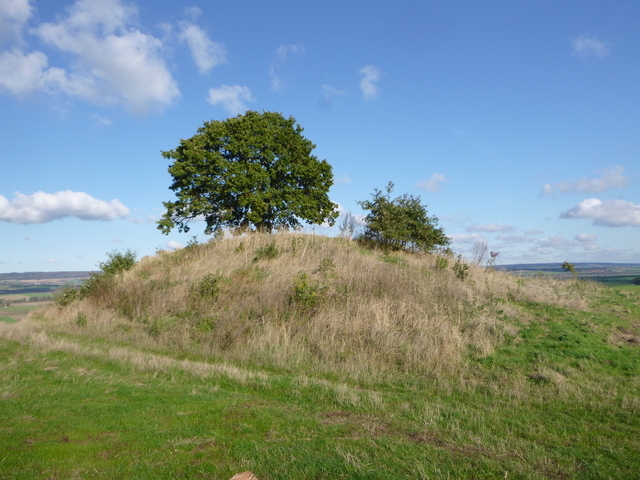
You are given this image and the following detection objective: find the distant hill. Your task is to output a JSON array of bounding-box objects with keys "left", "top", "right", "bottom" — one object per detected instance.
[
  {"left": 497, "top": 263, "right": 640, "bottom": 273},
  {"left": 0, "top": 271, "right": 93, "bottom": 281}
]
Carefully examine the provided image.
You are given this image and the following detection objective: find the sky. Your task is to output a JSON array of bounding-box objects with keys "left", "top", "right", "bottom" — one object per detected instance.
[{"left": 1, "top": 0, "right": 639, "bottom": 273}]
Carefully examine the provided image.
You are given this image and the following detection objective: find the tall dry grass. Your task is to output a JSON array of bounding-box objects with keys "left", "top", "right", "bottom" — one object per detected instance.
[{"left": 26, "top": 233, "right": 598, "bottom": 382}]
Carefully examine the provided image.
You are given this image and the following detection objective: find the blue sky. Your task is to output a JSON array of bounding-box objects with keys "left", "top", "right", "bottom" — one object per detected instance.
[{"left": 1, "top": 0, "right": 639, "bottom": 273}]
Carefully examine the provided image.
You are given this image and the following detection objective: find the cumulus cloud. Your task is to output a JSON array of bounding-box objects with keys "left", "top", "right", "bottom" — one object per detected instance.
[
  {"left": 416, "top": 173, "right": 447, "bottom": 192},
  {"left": 573, "top": 34, "right": 611, "bottom": 58},
  {"left": 449, "top": 233, "right": 486, "bottom": 244},
  {"left": 575, "top": 233, "right": 597, "bottom": 243},
  {"left": 525, "top": 229, "right": 542, "bottom": 235},
  {"left": 359, "top": 65, "right": 381, "bottom": 100},
  {"left": 0, "top": 0, "right": 34, "bottom": 45},
  {"left": 560, "top": 198, "right": 640, "bottom": 227},
  {"left": 166, "top": 240, "right": 184, "bottom": 250},
  {"left": 541, "top": 165, "right": 629, "bottom": 196},
  {"left": 467, "top": 223, "right": 513, "bottom": 233},
  {"left": 0, "top": 190, "right": 129, "bottom": 224},
  {"left": 206, "top": 85, "right": 254, "bottom": 115},
  {"left": 178, "top": 21, "right": 226, "bottom": 73},
  {"left": 0, "top": 49, "right": 48, "bottom": 95},
  {"left": 496, "top": 235, "right": 533, "bottom": 244},
  {"left": 0, "top": 0, "right": 180, "bottom": 114},
  {"left": 270, "top": 44, "right": 304, "bottom": 91}
]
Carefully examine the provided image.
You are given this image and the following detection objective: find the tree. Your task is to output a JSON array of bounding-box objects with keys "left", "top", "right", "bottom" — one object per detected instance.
[
  {"left": 158, "top": 111, "right": 338, "bottom": 235},
  {"left": 357, "top": 182, "right": 450, "bottom": 252},
  {"left": 561, "top": 261, "right": 576, "bottom": 274},
  {"left": 633, "top": 276, "right": 640, "bottom": 286}
]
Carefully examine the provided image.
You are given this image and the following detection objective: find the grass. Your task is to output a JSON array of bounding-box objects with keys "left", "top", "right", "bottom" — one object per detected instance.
[{"left": 0, "top": 233, "right": 638, "bottom": 479}]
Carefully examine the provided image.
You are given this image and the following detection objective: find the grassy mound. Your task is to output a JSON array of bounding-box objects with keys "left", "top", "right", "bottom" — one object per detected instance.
[
  {"left": 31, "top": 233, "right": 594, "bottom": 382},
  {"left": 1, "top": 233, "right": 639, "bottom": 478}
]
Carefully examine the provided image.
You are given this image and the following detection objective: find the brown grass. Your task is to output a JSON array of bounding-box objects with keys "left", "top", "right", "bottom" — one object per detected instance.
[{"left": 21, "top": 233, "right": 599, "bottom": 383}]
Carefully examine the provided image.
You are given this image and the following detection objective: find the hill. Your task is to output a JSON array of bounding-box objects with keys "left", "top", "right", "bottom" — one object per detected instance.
[{"left": 0, "top": 233, "right": 638, "bottom": 478}]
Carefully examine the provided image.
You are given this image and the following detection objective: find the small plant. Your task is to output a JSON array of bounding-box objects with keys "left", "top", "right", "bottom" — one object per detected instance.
[
  {"left": 562, "top": 261, "right": 577, "bottom": 275},
  {"left": 235, "top": 241, "right": 245, "bottom": 253},
  {"left": 337, "top": 211, "right": 360, "bottom": 240},
  {"left": 76, "top": 314, "right": 87, "bottom": 327},
  {"left": 487, "top": 251, "right": 500, "bottom": 270},
  {"left": 291, "top": 237, "right": 306, "bottom": 254},
  {"left": 435, "top": 256, "right": 449, "bottom": 271},
  {"left": 634, "top": 277, "right": 640, "bottom": 286},
  {"left": 254, "top": 241, "right": 279, "bottom": 261},
  {"left": 291, "top": 272, "right": 325, "bottom": 309},
  {"left": 54, "top": 284, "right": 81, "bottom": 306},
  {"left": 452, "top": 256, "right": 470, "bottom": 281},
  {"left": 471, "top": 240, "right": 488, "bottom": 265},
  {"left": 317, "top": 258, "right": 336, "bottom": 278},
  {"left": 194, "top": 273, "right": 223, "bottom": 299},
  {"left": 99, "top": 249, "right": 137, "bottom": 276},
  {"left": 185, "top": 236, "right": 199, "bottom": 248}
]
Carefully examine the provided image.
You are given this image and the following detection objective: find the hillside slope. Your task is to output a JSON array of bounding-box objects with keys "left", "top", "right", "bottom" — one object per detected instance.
[{"left": 25, "top": 233, "right": 595, "bottom": 381}]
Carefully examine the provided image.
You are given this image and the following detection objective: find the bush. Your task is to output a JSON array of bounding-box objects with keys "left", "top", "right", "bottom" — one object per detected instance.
[
  {"left": 357, "top": 182, "right": 450, "bottom": 253},
  {"left": 634, "top": 277, "right": 640, "bottom": 286}
]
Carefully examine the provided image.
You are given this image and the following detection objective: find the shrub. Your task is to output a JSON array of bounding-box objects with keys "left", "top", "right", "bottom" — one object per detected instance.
[
  {"left": 254, "top": 241, "right": 279, "bottom": 261},
  {"left": 291, "top": 272, "right": 325, "bottom": 310},
  {"left": 633, "top": 277, "right": 640, "bottom": 286},
  {"left": 452, "top": 256, "right": 470, "bottom": 281},
  {"left": 357, "top": 182, "right": 450, "bottom": 253},
  {"left": 435, "top": 256, "right": 449, "bottom": 271}
]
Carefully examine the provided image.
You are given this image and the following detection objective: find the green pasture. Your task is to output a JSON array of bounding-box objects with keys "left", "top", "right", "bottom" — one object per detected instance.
[{"left": 0, "top": 285, "right": 638, "bottom": 479}]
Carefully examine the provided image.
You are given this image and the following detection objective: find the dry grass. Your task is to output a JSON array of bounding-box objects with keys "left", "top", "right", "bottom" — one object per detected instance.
[{"left": 23, "top": 233, "right": 599, "bottom": 383}]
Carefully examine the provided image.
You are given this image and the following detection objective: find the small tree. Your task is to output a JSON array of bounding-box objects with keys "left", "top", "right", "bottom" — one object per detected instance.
[
  {"left": 357, "top": 182, "right": 450, "bottom": 252},
  {"left": 158, "top": 111, "right": 339, "bottom": 236},
  {"left": 633, "top": 276, "right": 640, "bottom": 286},
  {"left": 561, "top": 261, "right": 576, "bottom": 274}
]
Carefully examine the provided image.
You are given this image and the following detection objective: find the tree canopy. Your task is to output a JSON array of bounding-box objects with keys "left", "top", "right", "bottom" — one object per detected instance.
[
  {"left": 357, "top": 182, "right": 450, "bottom": 253},
  {"left": 158, "top": 111, "right": 338, "bottom": 235}
]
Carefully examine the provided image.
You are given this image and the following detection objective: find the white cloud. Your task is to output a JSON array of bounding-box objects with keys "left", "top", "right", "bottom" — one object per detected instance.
[
  {"left": 91, "top": 113, "right": 111, "bottom": 127},
  {"left": 166, "top": 240, "right": 184, "bottom": 250},
  {"left": 525, "top": 229, "right": 542, "bottom": 235},
  {"left": 183, "top": 6, "right": 202, "bottom": 21},
  {"left": 0, "top": 0, "right": 34, "bottom": 45},
  {"left": 206, "top": 85, "right": 254, "bottom": 115},
  {"left": 536, "top": 236, "right": 578, "bottom": 248},
  {"left": 45, "top": 258, "right": 61, "bottom": 264},
  {"left": 467, "top": 223, "right": 513, "bottom": 233},
  {"left": 575, "top": 233, "right": 597, "bottom": 243},
  {"left": 557, "top": 165, "right": 628, "bottom": 194},
  {"left": 573, "top": 34, "right": 611, "bottom": 58},
  {"left": 540, "top": 183, "right": 554, "bottom": 197},
  {"left": 335, "top": 174, "right": 352, "bottom": 184},
  {"left": 0, "top": 0, "right": 180, "bottom": 114},
  {"left": 178, "top": 21, "right": 226, "bottom": 73},
  {"left": 270, "top": 44, "right": 304, "bottom": 91},
  {"left": 560, "top": 198, "right": 640, "bottom": 227},
  {"left": 0, "top": 49, "right": 48, "bottom": 95},
  {"left": 416, "top": 173, "right": 447, "bottom": 192},
  {"left": 542, "top": 165, "right": 629, "bottom": 196},
  {"left": 359, "top": 65, "right": 381, "bottom": 100},
  {"left": 0, "top": 190, "right": 129, "bottom": 224},
  {"left": 449, "top": 233, "right": 486, "bottom": 244},
  {"left": 496, "top": 235, "right": 533, "bottom": 244}
]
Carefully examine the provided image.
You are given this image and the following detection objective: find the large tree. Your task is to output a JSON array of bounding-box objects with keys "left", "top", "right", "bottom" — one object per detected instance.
[
  {"left": 357, "top": 182, "right": 450, "bottom": 253},
  {"left": 158, "top": 111, "right": 338, "bottom": 235}
]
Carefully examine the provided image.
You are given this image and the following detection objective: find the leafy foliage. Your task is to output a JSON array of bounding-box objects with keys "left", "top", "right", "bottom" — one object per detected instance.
[
  {"left": 357, "top": 182, "right": 450, "bottom": 252},
  {"left": 562, "top": 261, "right": 577, "bottom": 274},
  {"left": 158, "top": 110, "right": 339, "bottom": 236},
  {"left": 54, "top": 249, "right": 137, "bottom": 306}
]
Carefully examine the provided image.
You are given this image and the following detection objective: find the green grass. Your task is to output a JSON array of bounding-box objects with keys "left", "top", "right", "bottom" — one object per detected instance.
[{"left": 1, "top": 284, "right": 638, "bottom": 479}]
